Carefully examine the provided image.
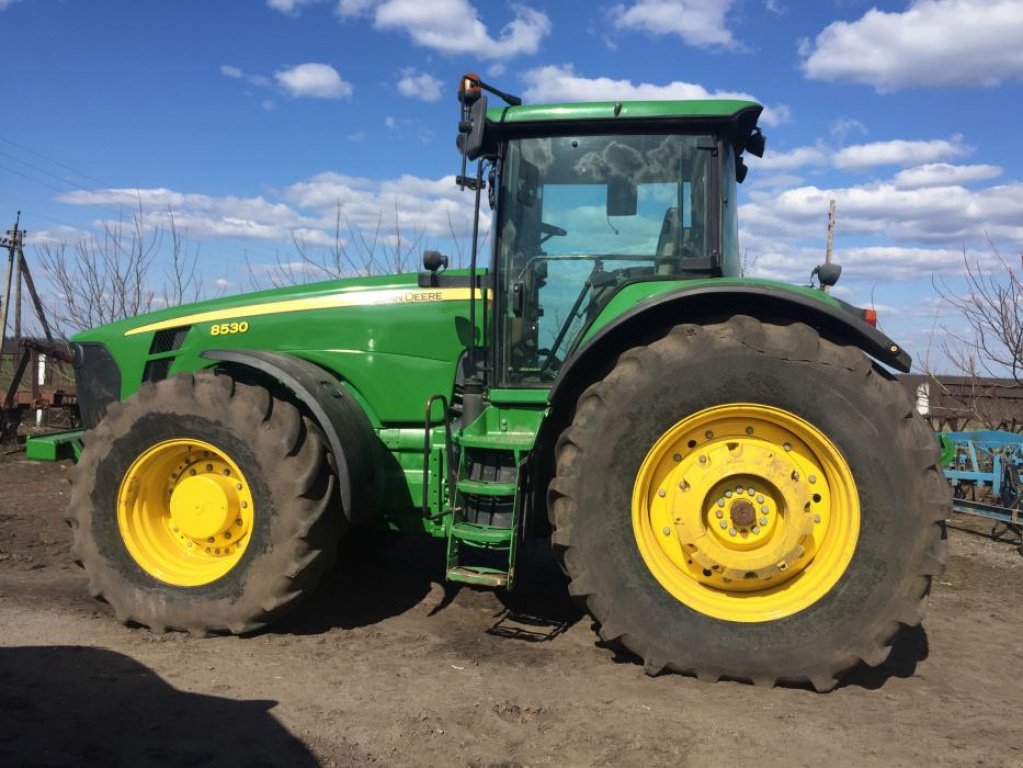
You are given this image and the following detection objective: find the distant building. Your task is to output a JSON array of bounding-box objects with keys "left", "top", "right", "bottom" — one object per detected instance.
[{"left": 900, "top": 374, "right": 1023, "bottom": 432}]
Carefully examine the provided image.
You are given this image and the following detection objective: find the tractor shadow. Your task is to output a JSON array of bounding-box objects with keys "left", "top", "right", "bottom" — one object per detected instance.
[
  {"left": 275, "top": 532, "right": 583, "bottom": 641},
  {"left": 0, "top": 645, "right": 317, "bottom": 767},
  {"left": 838, "top": 624, "right": 930, "bottom": 690}
]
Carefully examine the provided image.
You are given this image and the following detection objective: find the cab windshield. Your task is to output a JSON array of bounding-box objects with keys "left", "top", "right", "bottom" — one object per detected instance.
[{"left": 496, "top": 133, "right": 721, "bottom": 385}]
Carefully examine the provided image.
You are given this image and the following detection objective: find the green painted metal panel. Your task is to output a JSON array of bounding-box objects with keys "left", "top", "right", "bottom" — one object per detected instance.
[
  {"left": 487, "top": 100, "right": 761, "bottom": 125},
  {"left": 24, "top": 430, "right": 84, "bottom": 461}
]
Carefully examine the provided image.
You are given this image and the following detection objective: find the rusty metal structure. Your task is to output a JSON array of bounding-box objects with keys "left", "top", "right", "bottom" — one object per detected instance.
[{"left": 0, "top": 213, "right": 78, "bottom": 441}]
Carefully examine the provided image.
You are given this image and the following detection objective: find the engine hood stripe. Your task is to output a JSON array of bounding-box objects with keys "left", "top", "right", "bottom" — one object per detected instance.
[{"left": 124, "top": 287, "right": 482, "bottom": 336}]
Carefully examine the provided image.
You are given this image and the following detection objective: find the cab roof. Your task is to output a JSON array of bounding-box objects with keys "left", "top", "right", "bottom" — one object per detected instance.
[{"left": 486, "top": 99, "right": 762, "bottom": 125}]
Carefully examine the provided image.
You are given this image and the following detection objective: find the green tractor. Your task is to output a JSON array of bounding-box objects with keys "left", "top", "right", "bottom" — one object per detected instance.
[{"left": 35, "top": 75, "right": 948, "bottom": 690}]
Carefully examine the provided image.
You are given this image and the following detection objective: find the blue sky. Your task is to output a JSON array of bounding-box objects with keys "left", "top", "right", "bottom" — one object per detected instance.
[{"left": 2, "top": 0, "right": 1022, "bottom": 370}]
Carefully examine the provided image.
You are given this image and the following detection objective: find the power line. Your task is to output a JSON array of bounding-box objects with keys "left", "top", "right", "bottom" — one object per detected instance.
[{"left": 0, "top": 133, "right": 115, "bottom": 190}]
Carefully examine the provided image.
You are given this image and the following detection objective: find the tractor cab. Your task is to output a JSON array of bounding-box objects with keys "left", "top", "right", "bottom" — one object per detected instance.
[{"left": 446, "top": 73, "right": 765, "bottom": 387}]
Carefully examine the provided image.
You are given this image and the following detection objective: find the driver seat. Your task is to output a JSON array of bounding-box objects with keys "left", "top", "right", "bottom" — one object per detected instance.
[{"left": 655, "top": 207, "right": 680, "bottom": 275}]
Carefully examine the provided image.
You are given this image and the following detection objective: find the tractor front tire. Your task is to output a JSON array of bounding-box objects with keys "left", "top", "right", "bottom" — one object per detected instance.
[
  {"left": 67, "top": 370, "right": 343, "bottom": 634},
  {"left": 549, "top": 316, "right": 948, "bottom": 690}
]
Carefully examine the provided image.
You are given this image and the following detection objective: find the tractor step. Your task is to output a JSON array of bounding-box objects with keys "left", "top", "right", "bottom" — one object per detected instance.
[
  {"left": 446, "top": 565, "right": 509, "bottom": 587},
  {"left": 455, "top": 478, "right": 518, "bottom": 496},
  {"left": 450, "top": 521, "right": 515, "bottom": 545}
]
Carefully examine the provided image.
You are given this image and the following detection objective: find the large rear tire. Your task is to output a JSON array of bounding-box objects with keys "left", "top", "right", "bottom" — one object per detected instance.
[
  {"left": 549, "top": 317, "right": 948, "bottom": 690},
  {"left": 67, "top": 370, "right": 344, "bottom": 634}
]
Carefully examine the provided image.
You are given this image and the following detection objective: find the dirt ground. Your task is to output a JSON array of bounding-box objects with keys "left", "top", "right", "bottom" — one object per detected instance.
[{"left": 0, "top": 453, "right": 1020, "bottom": 768}]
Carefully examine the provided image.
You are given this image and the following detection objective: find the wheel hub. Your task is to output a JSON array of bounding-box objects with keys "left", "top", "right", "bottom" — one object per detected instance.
[
  {"left": 117, "top": 439, "right": 255, "bottom": 587},
  {"left": 169, "top": 474, "right": 238, "bottom": 539},
  {"left": 632, "top": 404, "right": 860, "bottom": 621}
]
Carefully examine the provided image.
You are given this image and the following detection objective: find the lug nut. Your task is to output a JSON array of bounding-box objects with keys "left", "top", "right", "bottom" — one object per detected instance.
[
  {"left": 725, "top": 490, "right": 733, "bottom": 498},
  {"left": 808, "top": 475, "right": 817, "bottom": 484},
  {"left": 747, "top": 487, "right": 755, "bottom": 496},
  {"left": 705, "top": 430, "right": 714, "bottom": 439},
  {"left": 814, "top": 514, "right": 822, "bottom": 523},
  {"left": 236, "top": 518, "right": 243, "bottom": 526},
  {"left": 699, "top": 455, "right": 707, "bottom": 464},
  {"left": 752, "top": 526, "right": 760, "bottom": 534},
  {"left": 240, "top": 501, "right": 248, "bottom": 509},
  {"left": 791, "top": 471, "right": 799, "bottom": 481},
  {"left": 207, "top": 537, "right": 215, "bottom": 543},
  {"left": 715, "top": 510, "right": 724, "bottom": 519},
  {"left": 745, "top": 426, "right": 753, "bottom": 435},
  {"left": 236, "top": 483, "right": 243, "bottom": 491},
  {"left": 189, "top": 468, "right": 197, "bottom": 476},
  {"left": 673, "top": 453, "right": 682, "bottom": 462},
  {"left": 662, "top": 526, "right": 671, "bottom": 536},
  {"left": 717, "top": 498, "right": 725, "bottom": 507},
  {"left": 205, "top": 464, "right": 213, "bottom": 472},
  {"left": 719, "top": 520, "right": 728, "bottom": 529},
  {"left": 756, "top": 495, "right": 765, "bottom": 504},
  {"left": 759, "top": 516, "right": 768, "bottom": 526},
  {"left": 658, "top": 489, "right": 666, "bottom": 498},
  {"left": 761, "top": 505, "right": 769, "bottom": 514},
  {"left": 783, "top": 443, "right": 792, "bottom": 451},
  {"left": 728, "top": 528, "right": 737, "bottom": 536}
]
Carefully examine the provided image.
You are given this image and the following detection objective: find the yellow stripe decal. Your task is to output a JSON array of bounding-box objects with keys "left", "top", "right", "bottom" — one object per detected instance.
[{"left": 124, "top": 287, "right": 483, "bottom": 336}]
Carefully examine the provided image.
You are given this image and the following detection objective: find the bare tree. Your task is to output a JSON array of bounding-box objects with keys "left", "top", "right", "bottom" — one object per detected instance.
[
  {"left": 36, "top": 202, "right": 202, "bottom": 335},
  {"left": 257, "top": 199, "right": 481, "bottom": 289},
  {"left": 935, "top": 242, "right": 1023, "bottom": 384}
]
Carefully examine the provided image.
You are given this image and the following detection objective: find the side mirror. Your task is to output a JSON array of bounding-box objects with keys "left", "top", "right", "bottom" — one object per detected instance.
[
  {"left": 607, "top": 176, "right": 637, "bottom": 217},
  {"left": 746, "top": 128, "right": 766, "bottom": 158},
  {"left": 813, "top": 262, "right": 842, "bottom": 288},
  {"left": 423, "top": 250, "right": 449, "bottom": 272},
  {"left": 463, "top": 96, "right": 488, "bottom": 161}
]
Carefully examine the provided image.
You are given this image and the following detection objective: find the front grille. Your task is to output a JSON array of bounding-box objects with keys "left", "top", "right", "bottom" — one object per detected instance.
[
  {"left": 72, "top": 343, "right": 121, "bottom": 429},
  {"left": 149, "top": 326, "right": 190, "bottom": 354}
]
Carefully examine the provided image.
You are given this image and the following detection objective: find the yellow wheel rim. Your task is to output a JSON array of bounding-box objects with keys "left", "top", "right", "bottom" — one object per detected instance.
[
  {"left": 632, "top": 404, "right": 859, "bottom": 622},
  {"left": 117, "top": 438, "right": 255, "bottom": 587}
]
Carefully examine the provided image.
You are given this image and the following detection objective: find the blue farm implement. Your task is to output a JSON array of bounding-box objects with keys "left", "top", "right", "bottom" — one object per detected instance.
[{"left": 940, "top": 430, "right": 1023, "bottom": 554}]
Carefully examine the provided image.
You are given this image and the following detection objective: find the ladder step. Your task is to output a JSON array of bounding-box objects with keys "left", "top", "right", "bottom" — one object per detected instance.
[
  {"left": 446, "top": 565, "right": 509, "bottom": 588},
  {"left": 450, "top": 522, "right": 515, "bottom": 545},
  {"left": 456, "top": 479, "right": 518, "bottom": 497}
]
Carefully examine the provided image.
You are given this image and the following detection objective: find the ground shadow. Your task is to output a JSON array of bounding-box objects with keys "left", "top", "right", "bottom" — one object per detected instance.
[
  {"left": 275, "top": 531, "right": 585, "bottom": 641},
  {"left": 0, "top": 645, "right": 317, "bottom": 767},
  {"left": 273, "top": 529, "right": 446, "bottom": 635},
  {"left": 839, "top": 624, "right": 930, "bottom": 690}
]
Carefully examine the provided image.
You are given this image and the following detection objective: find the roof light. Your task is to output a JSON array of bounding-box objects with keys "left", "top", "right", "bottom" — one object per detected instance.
[{"left": 862, "top": 308, "right": 878, "bottom": 327}]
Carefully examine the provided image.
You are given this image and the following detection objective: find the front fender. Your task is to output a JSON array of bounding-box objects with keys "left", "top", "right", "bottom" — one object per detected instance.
[{"left": 202, "top": 349, "right": 378, "bottom": 524}]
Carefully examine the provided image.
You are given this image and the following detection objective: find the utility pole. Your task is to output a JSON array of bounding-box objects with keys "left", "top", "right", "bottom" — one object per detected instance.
[
  {"left": 1, "top": 211, "right": 24, "bottom": 353},
  {"left": 823, "top": 199, "right": 836, "bottom": 294}
]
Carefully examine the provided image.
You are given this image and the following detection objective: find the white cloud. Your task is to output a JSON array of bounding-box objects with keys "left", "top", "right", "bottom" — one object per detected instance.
[
  {"left": 892, "top": 163, "right": 1003, "bottom": 189},
  {"left": 829, "top": 117, "right": 867, "bottom": 143},
  {"left": 801, "top": 0, "right": 1023, "bottom": 90},
  {"left": 832, "top": 137, "right": 970, "bottom": 170},
  {"left": 275, "top": 63, "right": 352, "bottom": 99},
  {"left": 54, "top": 171, "right": 482, "bottom": 249},
  {"left": 747, "top": 144, "right": 829, "bottom": 171},
  {"left": 612, "top": 0, "right": 737, "bottom": 48},
  {"left": 741, "top": 181, "right": 1023, "bottom": 247},
  {"left": 521, "top": 65, "right": 790, "bottom": 126},
  {"left": 746, "top": 243, "right": 967, "bottom": 283},
  {"left": 220, "top": 65, "right": 243, "bottom": 78},
  {"left": 396, "top": 69, "right": 443, "bottom": 102},
  {"left": 338, "top": 0, "right": 550, "bottom": 59},
  {"left": 266, "top": 0, "right": 322, "bottom": 14}
]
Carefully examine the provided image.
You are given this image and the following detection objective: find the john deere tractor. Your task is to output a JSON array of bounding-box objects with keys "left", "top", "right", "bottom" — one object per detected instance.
[{"left": 32, "top": 75, "right": 948, "bottom": 690}]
